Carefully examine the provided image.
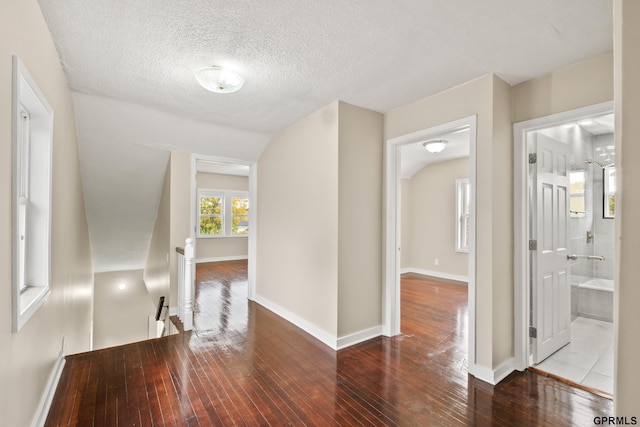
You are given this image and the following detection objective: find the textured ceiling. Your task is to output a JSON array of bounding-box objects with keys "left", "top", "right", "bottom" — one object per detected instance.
[{"left": 37, "top": 0, "right": 613, "bottom": 272}]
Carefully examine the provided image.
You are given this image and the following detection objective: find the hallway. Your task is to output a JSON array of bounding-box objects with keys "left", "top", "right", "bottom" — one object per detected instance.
[{"left": 44, "top": 263, "right": 612, "bottom": 425}]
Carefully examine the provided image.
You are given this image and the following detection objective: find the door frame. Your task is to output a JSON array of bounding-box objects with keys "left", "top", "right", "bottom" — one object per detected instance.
[
  {"left": 190, "top": 153, "right": 258, "bottom": 300},
  {"left": 513, "top": 101, "right": 614, "bottom": 371},
  {"left": 384, "top": 115, "right": 477, "bottom": 372}
]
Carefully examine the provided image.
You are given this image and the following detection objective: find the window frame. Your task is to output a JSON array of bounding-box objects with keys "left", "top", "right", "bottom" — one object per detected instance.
[
  {"left": 455, "top": 178, "right": 470, "bottom": 253},
  {"left": 197, "top": 189, "right": 249, "bottom": 238},
  {"left": 12, "top": 56, "right": 53, "bottom": 333}
]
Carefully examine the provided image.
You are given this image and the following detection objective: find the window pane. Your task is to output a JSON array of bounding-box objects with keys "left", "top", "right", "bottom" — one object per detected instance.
[
  {"left": 232, "top": 215, "right": 249, "bottom": 235},
  {"left": 200, "top": 216, "right": 222, "bottom": 235},
  {"left": 232, "top": 197, "right": 249, "bottom": 214},
  {"left": 200, "top": 196, "right": 222, "bottom": 215}
]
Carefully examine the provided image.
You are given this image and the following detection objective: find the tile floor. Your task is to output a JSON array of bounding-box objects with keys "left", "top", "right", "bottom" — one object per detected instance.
[{"left": 535, "top": 317, "right": 614, "bottom": 395}]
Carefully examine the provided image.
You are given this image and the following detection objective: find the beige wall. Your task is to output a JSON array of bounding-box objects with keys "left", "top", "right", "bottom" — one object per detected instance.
[
  {"left": 144, "top": 163, "right": 171, "bottom": 307},
  {"left": 614, "top": 0, "right": 640, "bottom": 414},
  {"left": 169, "top": 151, "right": 191, "bottom": 311},
  {"left": 93, "top": 270, "right": 156, "bottom": 350},
  {"left": 196, "top": 172, "right": 249, "bottom": 261},
  {"left": 0, "top": 0, "right": 94, "bottom": 425},
  {"left": 257, "top": 101, "right": 383, "bottom": 342},
  {"left": 337, "top": 102, "right": 383, "bottom": 337},
  {"left": 402, "top": 158, "right": 469, "bottom": 278},
  {"left": 511, "top": 52, "right": 613, "bottom": 124},
  {"left": 385, "top": 73, "right": 513, "bottom": 369},
  {"left": 257, "top": 101, "right": 340, "bottom": 338}
]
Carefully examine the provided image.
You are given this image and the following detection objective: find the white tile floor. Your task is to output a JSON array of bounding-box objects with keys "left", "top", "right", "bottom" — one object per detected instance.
[{"left": 534, "top": 317, "right": 614, "bottom": 395}]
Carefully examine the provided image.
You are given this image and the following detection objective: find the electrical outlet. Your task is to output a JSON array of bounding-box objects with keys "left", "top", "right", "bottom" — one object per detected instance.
[{"left": 434, "top": 258, "right": 439, "bottom": 266}]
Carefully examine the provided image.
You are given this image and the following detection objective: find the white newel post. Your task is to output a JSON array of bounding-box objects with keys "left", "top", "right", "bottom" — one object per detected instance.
[{"left": 183, "top": 237, "right": 194, "bottom": 331}]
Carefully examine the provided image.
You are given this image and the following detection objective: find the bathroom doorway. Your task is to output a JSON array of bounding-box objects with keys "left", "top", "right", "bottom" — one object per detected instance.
[{"left": 514, "top": 102, "right": 615, "bottom": 397}]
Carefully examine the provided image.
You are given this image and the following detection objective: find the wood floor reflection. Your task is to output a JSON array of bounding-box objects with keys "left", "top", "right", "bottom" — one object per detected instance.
[{"left": 45, "top": 261, "right": 612, "bottom": 426}]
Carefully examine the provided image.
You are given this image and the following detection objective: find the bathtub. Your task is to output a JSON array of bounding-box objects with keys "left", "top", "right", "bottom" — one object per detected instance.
[{"left": 572, "top": 278, "right": 614, "bottom": 322}]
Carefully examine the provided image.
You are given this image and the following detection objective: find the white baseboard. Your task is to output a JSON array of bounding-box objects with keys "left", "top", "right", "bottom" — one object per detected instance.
[
  {"left": 469, "top": 358, "right": 515, "bottom": 385},
  {"left": 337, "top": 325, "right": 382, "bottom": 350},
  {"left": 32, "top": 350, "right": 65, "bottom": 427},
  {"left": 196, "top": 255, "right": 248, "bottom": 264},
  {"left": 169, "top": 306, "right": 178, "bottom": 317},
  {"left": 253, "top": 294, "right": 337, "bottom": 350},
  {"left": 400, "top": 267, "right": 468, "bottom": 284}
]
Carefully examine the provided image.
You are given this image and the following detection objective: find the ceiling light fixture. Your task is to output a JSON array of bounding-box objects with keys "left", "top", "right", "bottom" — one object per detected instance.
[
  {"left": 423, "top": 139, "right": 448, "bottom": 153},
  {"left": 195, "top": 66, "right": 245, "bottom": 93}
]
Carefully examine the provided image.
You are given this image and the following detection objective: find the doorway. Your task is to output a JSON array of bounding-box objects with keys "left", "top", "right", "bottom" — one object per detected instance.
[
  {"left": 514, "top": 102, "right": 615, "bottom": 396},
  {"left": 384, "top": 115, "right": 478, "bottom": 376},
  {"left": 189, "top": 154, "right": 258, "bottom": 303}
]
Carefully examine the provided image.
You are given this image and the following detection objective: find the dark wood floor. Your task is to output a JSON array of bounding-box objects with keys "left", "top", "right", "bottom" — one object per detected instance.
[{"left": 45, "top": 262, "right": 612, "bottom": 426}]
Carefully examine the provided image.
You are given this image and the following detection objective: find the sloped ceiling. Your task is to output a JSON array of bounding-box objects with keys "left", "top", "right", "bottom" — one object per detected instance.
[{"left": 37, "top": 0, "right": 613, "bottom": 272}]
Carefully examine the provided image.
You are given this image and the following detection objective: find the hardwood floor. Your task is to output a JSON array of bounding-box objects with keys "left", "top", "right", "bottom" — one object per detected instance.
[{"left": 45, "top": 262, "right": 612, "bottom": 426}]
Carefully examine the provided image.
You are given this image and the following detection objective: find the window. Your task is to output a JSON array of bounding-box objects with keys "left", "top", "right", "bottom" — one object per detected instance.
[
  {"left": 12, "top": 57, "right": 53, "bottom": 332},
  {"left": 569, "top": 171, "right": 586, "bottom": 217},
  {"left": 456, "top": 179, "right": 470, "bottom": 253},
  {"left": 198, "top": 189, "right": 249, "bottom": 237},
  {"left": 604, "top": 166, "right": 615, "bottom": 218}
]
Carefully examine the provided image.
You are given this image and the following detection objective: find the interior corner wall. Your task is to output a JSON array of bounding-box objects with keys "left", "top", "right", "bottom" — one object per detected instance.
[
  {"left": 614, "top": 0, "right": 640, "bottom": 414},
  {"left": 144, "top": 161, "right": 171, "bottom": 307},
  {"left": 0, "top": 0, "right": 94, "bottom": 426},
  {"left": 337, "top": 102, "right": 383, "bottom": 338},
  {"left": 385, "top": 73, "right": 501, "bottom": 371},
  {"left": 511, "top": 52, "right": 613, "bottom": 124},
  {"left": 490, "top": 75, "right": 514, "bottom": 366},
  {"left": 256, "top": 101, "right": 340, "bottom": 341},
  {"left": 195, "top": 172, "right": 249, "bottom": 261},
  {"left": 169, "top": 151, "right": 191, "bottom": 312},
  {"left": 404, "top": 158, "right": 469, "bottom": 278}
]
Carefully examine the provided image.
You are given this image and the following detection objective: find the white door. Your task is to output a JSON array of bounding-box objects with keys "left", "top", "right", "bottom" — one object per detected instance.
[{"left": 532, "top": 133, "right": 571, "bottom": 364}]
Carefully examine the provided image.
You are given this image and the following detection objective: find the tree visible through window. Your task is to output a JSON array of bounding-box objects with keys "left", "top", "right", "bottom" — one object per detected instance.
[
  {"left": 199, "top": 192, "right": 223, "bottom": 235},
  {"left": 198, "top": 189, "right": 249, "bottom": 237}
]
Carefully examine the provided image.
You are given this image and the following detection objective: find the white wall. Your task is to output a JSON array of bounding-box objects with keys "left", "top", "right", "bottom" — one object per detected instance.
[
  {"left": 93, "top": 270, "right": 156, "bottom": 350},
  {"left": 0, "top": 0, "right": 94, "bottom": 425},
  {"left": 402, "top": 157, "right": 469, "bottom": 279},
  {"left": 196, "top": 172, "right": 249, "bottom": 261}
]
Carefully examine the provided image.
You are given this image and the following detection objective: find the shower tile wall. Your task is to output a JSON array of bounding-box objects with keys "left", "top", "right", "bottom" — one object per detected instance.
[{"left": 593, "top": 133, "right": 615, "bottom": 280}]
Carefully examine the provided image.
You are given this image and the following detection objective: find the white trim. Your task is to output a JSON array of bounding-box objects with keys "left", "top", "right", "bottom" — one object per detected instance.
[
  {"left": 512, "top": 101, "right": 614, "bottom": 371},
  {"left": 169, "top": 306, "right": 178, "bottom": 317},
  {"left": 336, "top": 326, "right": 383, "bottom": 350},
  {"left": 400, "top": 267, "right": 468, "bottom": 284},
  {"left": 196, "top": 255, "right": 248, "bottom": 264},
  {"left": 469, "top": 357, "right": 516, "bottom": 386},
  {"left": 31, "top": 350, "right": 65, "bottom": 427},
  {"left": 385, "top": 115, "right": 478, "bottom": 375},
  {"left": 253, "top": 294, "right": 337, "bottom": 350}
]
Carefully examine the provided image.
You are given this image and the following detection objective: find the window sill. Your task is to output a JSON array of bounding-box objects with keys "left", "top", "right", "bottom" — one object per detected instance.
[
  {"left": 14, "top": 285, "right": 51, "bottom": 332},
  {"left": 197, "top": 234, "right": 249, "bottom": 239}
]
